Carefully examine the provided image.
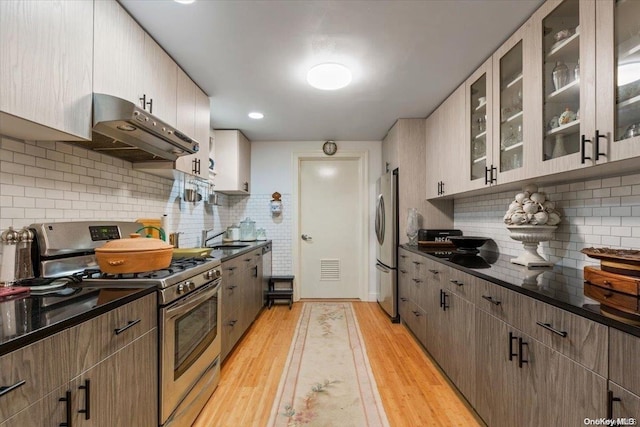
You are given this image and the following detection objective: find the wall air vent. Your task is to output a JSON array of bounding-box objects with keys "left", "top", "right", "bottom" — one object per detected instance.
[{"left": 320, "top": 259, "right": 340, "bottom": 281}]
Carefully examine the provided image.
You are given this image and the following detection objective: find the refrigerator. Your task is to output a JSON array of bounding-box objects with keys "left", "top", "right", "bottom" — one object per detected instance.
[{"left": 375, "top": 169, "right": 398, "bottom": 321}]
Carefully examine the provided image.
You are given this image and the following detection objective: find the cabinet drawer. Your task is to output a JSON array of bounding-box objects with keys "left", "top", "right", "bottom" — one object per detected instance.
[
  {"left": 523, "top": 299, "right": 608, "bottom": 376},
  {"left": 422, "top": 258, "right": 447, "bottom": 288},
  {"left": 404, "top": 301, "right": 427, "bottom": 346},
  {"left": 0, "top": 331, "right": 71, "bottom": 423},
  {"left": 472, "top": 278, "right": 523, "bottom": 326},
  {"left": 610, "top": 328, "right": 640, "bottom": 396},
  {"left": 71, "top": 292, "right": 156, "bottom": 376},
  {"left": 447, "top": 268, "right": 477, "bottom": 301},
  {"left": 398, "top": 249, "right": 411, "bottom": 272}
]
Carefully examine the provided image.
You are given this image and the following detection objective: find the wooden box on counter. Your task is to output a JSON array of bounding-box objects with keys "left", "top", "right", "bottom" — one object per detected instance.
[{"left": 584, "top": 266, "right": 640, "bottom": 321}]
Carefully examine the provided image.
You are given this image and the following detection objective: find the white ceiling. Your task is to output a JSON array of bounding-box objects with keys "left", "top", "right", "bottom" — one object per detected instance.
[{"left": 120, "top": 0, "right": 543, "bottom": 142}]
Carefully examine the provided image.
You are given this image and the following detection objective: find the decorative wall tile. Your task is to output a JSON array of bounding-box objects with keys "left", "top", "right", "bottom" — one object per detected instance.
[{"left": 454, "top": 173, "right": 640, "bottom": 299}]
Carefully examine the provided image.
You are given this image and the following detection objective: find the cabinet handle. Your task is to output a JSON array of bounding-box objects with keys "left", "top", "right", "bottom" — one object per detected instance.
[
  {"left": 243, "top": 182, "right": 249, "bottom": 192},
  {"left": 400, "top": 255, "right": 407, "bottom": 259},
  {"left": 490, "top": 165, "right": 497, "bottom": 184},
  {"left": 59, "top": 390, "right": 72, "bottom": 427},
  {"left": 226, "top": 266, "right": 237, "bottom": 271},
  {"left": 428, "top": 269, "right": 439, "bottom": 275},
  {"left": 581, "top": 135, "right": 592, "bottom": 164},
  {"left": 437, "top": 181, "right": 441, "bottom": 195},
  {"left": 400, "top": 297, "right": 408, "bottom": 302},
  {"left": 412, "top": 261, "right": 422, "bottom": 265},
  {"left": 518, "top": 337, "right": 528, "bottom": 368},
  {"left": 227, "top": 285, "right": 237, "bottom": 290},
  {"left": 139, "top": 94, "right": 153, "bottom": 113},
  {"left": 244, "top": 258, "right": 252, "bottom": 262},
  {"left": 607, "top": 390, "right": 621, "bottom": 419},
  {"left": 114, "top": 319, "right": 141, "bottom": 336},
  {"left": 229, "top": 319, "right": 238, "bottom": 326},
  {"left": 440, "top": 290, "right": 449, "bottom": 311},
  {"left": 535, "top": 321, "right": 567, "bottom": 338},
  {"left": 481, "top": 295, "right": 501, "bottom": 305},
  {"left": 449, "top": 279, "right": 464, "bottom": 287},
  {"left": 595, "top": 130, "right": 606, "bottom": 161},
  {"left": 253, "top": 266, "right": 258, "bottom": 278},
  {"left": 484, "top": 166, "right": 490, "bottom": 185},
  {"left": 508, "top": 332, "right": 518, "bottom": 361},
  {"left": 78, "top": 379, "right": 91, "bottom": 420},
  {"left": 412, "top": 310, "right": 421, "bottom": 317},
  {"left": 399, "top": 269, "right": 407, "bottom": 274},
  {"left": 0, "top": 379, "right": 26, "bottom": 397},
  {"left": 412, "top": 278, "right": 422, "bottom": 283}
]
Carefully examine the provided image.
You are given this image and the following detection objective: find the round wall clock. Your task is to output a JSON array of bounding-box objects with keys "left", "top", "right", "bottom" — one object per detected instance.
[{"left": 322, "top": 140, "right": 337, "bottom": 156}]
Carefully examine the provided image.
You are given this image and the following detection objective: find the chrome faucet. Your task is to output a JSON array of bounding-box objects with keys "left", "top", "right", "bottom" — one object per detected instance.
[{"left": 201, "top": 228, "right": 226, "bottom": 247}]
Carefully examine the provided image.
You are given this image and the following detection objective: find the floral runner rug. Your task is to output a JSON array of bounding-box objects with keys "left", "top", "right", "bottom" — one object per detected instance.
[{"left": 268, "top": 302, "right": 390, "bottom": 427}]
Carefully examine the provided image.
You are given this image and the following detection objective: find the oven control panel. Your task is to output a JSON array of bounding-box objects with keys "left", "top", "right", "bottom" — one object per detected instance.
[{"left": 89, "top": 225, "right": 122, "bottom": 241}]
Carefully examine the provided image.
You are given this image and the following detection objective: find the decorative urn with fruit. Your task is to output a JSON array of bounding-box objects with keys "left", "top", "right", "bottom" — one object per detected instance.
[{"left": 504, "top": 184, "right": 562, "bottom": 267}]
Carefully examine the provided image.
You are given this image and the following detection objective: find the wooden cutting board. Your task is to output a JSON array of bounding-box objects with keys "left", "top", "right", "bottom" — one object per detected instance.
[{"left": 136, "top": 218, "right": 162, "bottom": 239}]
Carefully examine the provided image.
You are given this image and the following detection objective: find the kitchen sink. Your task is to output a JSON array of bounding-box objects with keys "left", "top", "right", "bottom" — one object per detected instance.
[{"left": 211, "top": 244, "right": 250, "bottom": 250}]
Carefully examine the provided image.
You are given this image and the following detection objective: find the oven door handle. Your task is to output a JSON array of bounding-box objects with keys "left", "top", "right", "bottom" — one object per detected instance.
[{"left": 165, "top": 280, "right": 221, "bottom": 318}]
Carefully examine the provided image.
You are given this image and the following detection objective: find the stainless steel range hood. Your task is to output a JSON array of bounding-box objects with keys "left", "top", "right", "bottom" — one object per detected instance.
[{"left": 70, "top": 94, "right": 199, "bottom": 163}]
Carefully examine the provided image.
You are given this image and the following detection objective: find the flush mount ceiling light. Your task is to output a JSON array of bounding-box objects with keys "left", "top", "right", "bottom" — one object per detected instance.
[
  {"left": 174, "top": 0, "right": 195, "bottom": 4},
  {"left": 618, "top": 62, "right": 640, "bottom": 86},
  {"left": 248, "top": 112, "right": 264, "bottom": 119},
  {"left": 307, "top": 63, "right": 352, "bottom": 90}
]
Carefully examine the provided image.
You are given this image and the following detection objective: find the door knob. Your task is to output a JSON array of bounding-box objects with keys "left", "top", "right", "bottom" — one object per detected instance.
[{"left": 301, "top": 234, "right": 312, "bottom": 241}]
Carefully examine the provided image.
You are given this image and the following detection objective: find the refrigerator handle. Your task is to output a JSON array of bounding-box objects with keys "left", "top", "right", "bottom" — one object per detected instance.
[{"left": 375, "top": 194, "right": 385, "bottom": 245}]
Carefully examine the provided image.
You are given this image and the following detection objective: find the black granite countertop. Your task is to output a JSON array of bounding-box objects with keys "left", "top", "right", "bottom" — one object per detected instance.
[
  {"left": 0, "top": 285, "right": 155, "bottom": 357},
  {"left": 401, "top": 244, "right": 640, "bottom": 338},
  {"left": 208, "top": 240, "right": 271, "bottom": 262}
]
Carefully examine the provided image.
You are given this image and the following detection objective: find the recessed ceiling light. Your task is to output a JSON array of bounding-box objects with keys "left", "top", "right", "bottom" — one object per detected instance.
[
  {"left": 307, "top": 63, "right": 352, "bottom": 90},
  {"left": 248, "top": 112, "right": 264, "bottom": 119},
  {"left": 618, "top": 62, "right": 640, "bottom": 86},
  {"left": 174, "top": 0, "right": 195, "bottom": 4}
]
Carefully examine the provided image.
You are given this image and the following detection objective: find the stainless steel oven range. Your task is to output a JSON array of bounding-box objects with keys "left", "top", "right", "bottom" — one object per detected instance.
[{"left": 24, "top": 221, "right": 223, "bottom": 427}]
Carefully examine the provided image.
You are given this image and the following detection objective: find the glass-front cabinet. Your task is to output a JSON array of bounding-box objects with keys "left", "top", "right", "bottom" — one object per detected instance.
[
  {"left": 465, "top": 59, "right": 494, "bottom": 191},
  {"left": 595, "top": 0, "right": 640, "bottom": 162},
  {"left": 492, "top": 22, "right": 531, "bottom": 184},
  {"left": 532, "top": 0, "right": 597, "bottom": 175}
]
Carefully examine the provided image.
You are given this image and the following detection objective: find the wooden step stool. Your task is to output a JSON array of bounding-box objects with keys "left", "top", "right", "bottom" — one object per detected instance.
[{"left": 266, "top": 275, "right": 294, "bottom": 309}]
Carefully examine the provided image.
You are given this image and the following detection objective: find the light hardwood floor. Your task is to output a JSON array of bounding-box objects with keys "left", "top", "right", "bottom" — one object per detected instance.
[{"left": 194, "top": 302, "right": 483, "bottom": 426}]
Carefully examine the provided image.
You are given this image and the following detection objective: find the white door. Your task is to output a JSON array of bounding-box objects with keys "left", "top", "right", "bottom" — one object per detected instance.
[{"left": 299, "top": 158, "right": 362, "bottom": 299}]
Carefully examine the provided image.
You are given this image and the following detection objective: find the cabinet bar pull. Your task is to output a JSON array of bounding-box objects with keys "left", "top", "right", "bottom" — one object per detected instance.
[
  {"left": 59, "top": 390, "right": 72, "bottom": 427},
  {"left": 508, "top": 332, "right": 518, "bottom": 361},
  {"left": 481, "top": 295, "right": 501, "bottom": 305},
  {"left": 227, "top": 285, "right": 237, "bottom": 290},
  {"left": 607, "top": 390, "right": 621, "bottom": 419},
  {"left": 399, "top": 269, "right": 407, "bottom": 274},
  {"left": 595, "top": 130, "right": 606, "bottom": 161},
  {"left": 484, "top": 166, "right": 490, "bottom": 185},
  {"left": 412, "top": 261, "right": 422, "bottom": 265},
  {"left": 428, "top": 269, "right": 439, "bottom": 275},
  {"left": 450, "top": 279, "right": 464, "bottom": 287},
  {"left": 78, "top": 379, "right": 91, "bottom": 420},
  {"left": 228, "top": 319, "right": 237, "bottom": 326},
  {"left": 412, "top": 278, "right": 422, "bottom": 283},
  {"left": 581, "top": 135, "right": 592, "bottom": 164},
  {"left": 399, "top": 255, "right": 407, "bottom": 259},
  {"left": 518, "top": 337, "right": 528, "bottom": 368},
  {"left": 535, "top": 321, "right": 567, "bottom": 337},
  {"left": 114, "top": 319, "right": 141, "bottom": 335},
  {"left": 440, "top": 290, "right": 449, "bottom": 311},
  {"left": 226, "top": 266, "right": 237, "bottom": 271},
  {"left": 400, "top": 297, "right": 408, "bottom": 302},
  {"left": 490, "top": 165, "right": 497, "bottom": 184},
  {"left": 0, "top": 379, "right": 26, "bottom": 397}
]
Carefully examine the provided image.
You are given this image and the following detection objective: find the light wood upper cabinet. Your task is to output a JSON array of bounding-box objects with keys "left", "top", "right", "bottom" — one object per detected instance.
[
  {"left": 214, "top": 130, "right": 251, "bottom": 194},
  {"left": 381, "top": 123, "right": 399, "bottom": 172},
  {"left": 0, "top": 0, "right": 93, "bottom": 141},
  {"left": 142, "top": 34, "right": 177, "bottom": 126},
  {"left": 93, "top": 0, "right": 145, "bottom": 111},
  {"left": 176, "top": 70, "right": 210, "bottom": 178},
  {"left": 465, "top": 58, "right": 495, "bottom": 192},
  {"left": 595, "top": 0, "right": 640, "bottom": 163},
  {"left": 94, "top": 0, "right": 176, "bottom": 127},
  {"left": 529, "top": 0, "right": 597, "bottom": 176}
]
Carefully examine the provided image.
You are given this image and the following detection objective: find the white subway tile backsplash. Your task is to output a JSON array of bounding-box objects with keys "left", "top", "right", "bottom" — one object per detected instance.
[{"left": 454, "top": 173, "right": 640, "bottom": 297}]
